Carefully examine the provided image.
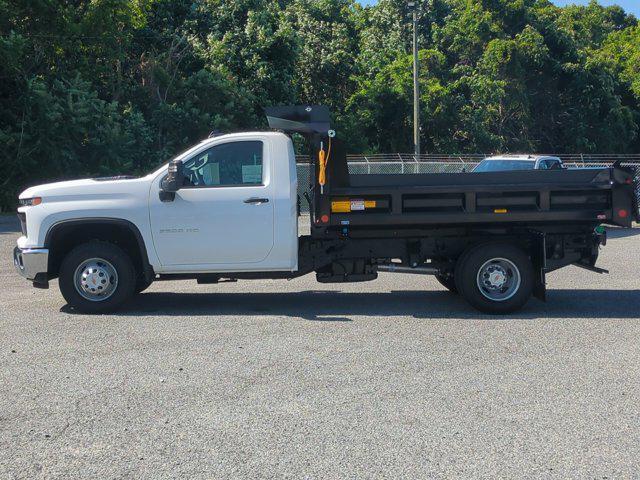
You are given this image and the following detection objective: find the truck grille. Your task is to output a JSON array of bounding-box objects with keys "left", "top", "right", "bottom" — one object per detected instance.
[{"left": 17, "top": 212, "right": 27, "bottom": 236}]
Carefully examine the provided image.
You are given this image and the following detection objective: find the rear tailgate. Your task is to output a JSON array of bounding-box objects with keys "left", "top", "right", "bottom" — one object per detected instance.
[{"left": 610, "top": 164, "right": 638, "bottom": 227}]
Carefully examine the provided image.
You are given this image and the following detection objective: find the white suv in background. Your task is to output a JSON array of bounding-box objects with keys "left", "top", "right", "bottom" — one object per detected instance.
[{"left": 473, "top": 155, "right": 565, "bottom": 172}]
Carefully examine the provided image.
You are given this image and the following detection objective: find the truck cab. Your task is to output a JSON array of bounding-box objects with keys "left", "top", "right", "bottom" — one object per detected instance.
[
  {"left": 15, "top": 131, "right": 300, "bottom": 309},
  {"left": 148, "top": 132, "right": 298, "bottom": 273}
]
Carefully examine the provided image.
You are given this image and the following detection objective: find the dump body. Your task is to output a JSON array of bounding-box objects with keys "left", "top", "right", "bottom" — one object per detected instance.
[
  {"left": 264, "top": 105, "right": 638, "bottom": 235},
  {"left": 309, "top": 139, "right": 636, "bottom": 237}
]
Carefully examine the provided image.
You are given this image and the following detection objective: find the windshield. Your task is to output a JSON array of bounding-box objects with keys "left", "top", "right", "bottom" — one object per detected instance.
[
  {"left": 473, "top": 159, "right": 536, "bottom": 172},
  {"left": 147, "top": 141, "right": 211, "bottom": 176}
]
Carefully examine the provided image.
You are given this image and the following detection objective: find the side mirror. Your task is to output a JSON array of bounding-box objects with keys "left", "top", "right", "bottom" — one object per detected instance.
[{"left": 159, "top": 159, "right": 185, "bottom": 202}]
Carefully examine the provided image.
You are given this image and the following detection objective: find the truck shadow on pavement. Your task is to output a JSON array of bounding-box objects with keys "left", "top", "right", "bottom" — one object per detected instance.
[
  {"left": 72, "top": 288, "right": 640, "bottom": 321},
  {"left": 606, "top": 227, "right": 640, "bottom": 239}
]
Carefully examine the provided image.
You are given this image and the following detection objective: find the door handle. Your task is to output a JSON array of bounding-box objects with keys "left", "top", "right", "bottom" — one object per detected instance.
[{"left": 244, "top": 197, "right": 269, "bottom": 204}]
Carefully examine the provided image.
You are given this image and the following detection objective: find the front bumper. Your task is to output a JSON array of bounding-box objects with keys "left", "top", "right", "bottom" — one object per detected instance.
[{"left": 13, "top": 246, "right": 49, "bottom": 287}]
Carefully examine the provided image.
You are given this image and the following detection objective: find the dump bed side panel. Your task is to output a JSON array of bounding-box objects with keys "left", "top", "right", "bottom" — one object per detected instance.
[{"left": 312, "top": 167, "right": 636, "bottom": 232}]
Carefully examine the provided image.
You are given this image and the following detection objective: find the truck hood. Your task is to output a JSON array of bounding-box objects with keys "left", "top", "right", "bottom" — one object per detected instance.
[{"left": 19, "top": 176, "right": 150, "bottom": 202}]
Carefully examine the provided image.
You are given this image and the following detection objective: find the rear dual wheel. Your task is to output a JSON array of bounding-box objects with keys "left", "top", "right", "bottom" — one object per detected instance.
[{"left": 455, "top": 243, "right": 534, "bottom": 314}]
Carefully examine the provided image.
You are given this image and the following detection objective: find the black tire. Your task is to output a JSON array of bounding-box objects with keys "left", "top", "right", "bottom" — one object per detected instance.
[
  {"left": 435, "top": 274, "right": 458, "bottom": 294},
  {"left": 59, "top": 241, "right": 137, "bottom": 313},
  {"left": 455, "top": 243, "right": 533, "bottom": 314}
]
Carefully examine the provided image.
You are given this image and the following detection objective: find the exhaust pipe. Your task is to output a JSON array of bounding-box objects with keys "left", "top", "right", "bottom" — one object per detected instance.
[{"left": 377, "top": 264, "right": 439, "bottom": 275}]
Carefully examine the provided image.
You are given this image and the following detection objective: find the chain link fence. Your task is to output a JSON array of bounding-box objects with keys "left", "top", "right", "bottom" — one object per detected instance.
[{"left": 296, "top": 154, "right": 640, "bottom": 215}]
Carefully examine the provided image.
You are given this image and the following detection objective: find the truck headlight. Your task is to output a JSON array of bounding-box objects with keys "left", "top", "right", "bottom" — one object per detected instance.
[{"left": 19, "top": 197, "right": 42, "bottom": 207}]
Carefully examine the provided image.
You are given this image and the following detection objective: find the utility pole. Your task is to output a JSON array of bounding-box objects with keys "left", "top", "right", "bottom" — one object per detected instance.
[{"left": 408, "top": 1, "right": 420, "bottom": 157}]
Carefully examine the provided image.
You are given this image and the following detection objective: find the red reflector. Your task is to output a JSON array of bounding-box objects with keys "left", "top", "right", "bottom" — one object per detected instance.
[
  {"left": 618, "top": 209, "right": 628, "bottom": 218},
  {"left": 320, "top": 214, "right": 329, "bottom": 223},
  {"left": 625, "top": 178, "right": 633, "bottom": 184}
]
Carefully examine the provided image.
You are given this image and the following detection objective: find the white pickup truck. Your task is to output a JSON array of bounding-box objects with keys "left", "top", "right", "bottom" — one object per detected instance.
[
  {"left": 13, "top": 106, "right": 638, "bottom": 314},
  {"left": 15, "top": 132, "right": 301, "bottom": 310}
]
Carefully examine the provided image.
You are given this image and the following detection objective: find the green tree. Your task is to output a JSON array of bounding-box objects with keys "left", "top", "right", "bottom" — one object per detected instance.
[
  {"left": 189, "top": 0, "right": 298, "bottom": 109},
  {"left": 285, "top": 0, "right": 361, "bottom": 111},
  {"left": 596, "top": 25, "right": 640, "bottom": 100}
]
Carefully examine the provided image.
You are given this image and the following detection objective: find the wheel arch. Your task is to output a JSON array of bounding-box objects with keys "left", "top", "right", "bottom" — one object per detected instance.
[{"left": 44, "top": 218, "right": 154, "bottom": 281}]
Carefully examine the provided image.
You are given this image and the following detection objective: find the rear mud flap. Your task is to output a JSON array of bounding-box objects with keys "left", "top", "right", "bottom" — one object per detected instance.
[{"left": 530, "top": 231, "right": 547, "bottom": 302}]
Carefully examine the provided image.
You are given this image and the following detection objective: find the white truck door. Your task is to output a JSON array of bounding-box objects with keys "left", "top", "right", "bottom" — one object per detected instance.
[{"left": 149, "top": 139, "right": 275, "bottom": 267}]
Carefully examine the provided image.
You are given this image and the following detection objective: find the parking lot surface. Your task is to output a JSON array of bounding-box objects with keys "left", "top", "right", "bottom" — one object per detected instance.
[{"left": 2, "top": 215, "right": 640, "bottom": 479}]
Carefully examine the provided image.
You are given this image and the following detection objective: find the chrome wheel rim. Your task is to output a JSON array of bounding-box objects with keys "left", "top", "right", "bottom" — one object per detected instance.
[
  {"left": 476, "top": 258, "right": 521, "bottom": 302},
  {"left": 73, "top": 258, "right": 118, "bottom": 302}
]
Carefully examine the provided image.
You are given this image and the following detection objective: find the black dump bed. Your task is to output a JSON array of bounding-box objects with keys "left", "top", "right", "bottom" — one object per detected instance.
[
  {"left": 319, "top": 167, "right": 637, "bottom": 229},
  {"left": 264, "top": 105, "right": 638, "bottom": 232}
]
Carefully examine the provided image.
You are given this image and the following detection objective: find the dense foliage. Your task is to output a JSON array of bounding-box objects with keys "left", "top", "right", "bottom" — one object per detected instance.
[{"left": 1, "top": 0, "right": 639, "bottom": 209}]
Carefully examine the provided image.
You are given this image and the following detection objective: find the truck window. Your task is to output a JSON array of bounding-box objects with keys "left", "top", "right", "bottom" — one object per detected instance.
[
  {"left": 182, "top": 141, "right": 263, "bottom": 187},
  {"left": 548, "top": 160, "right": 562, "bottom": 170},
  {"left": 473, "top": 160, "right": 536, "bottom": 172}
]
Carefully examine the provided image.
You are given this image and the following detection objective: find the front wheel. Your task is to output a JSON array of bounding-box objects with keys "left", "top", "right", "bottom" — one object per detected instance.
[
  {"left": 455, "top": 243, "right": 533, "bottom": 314},
  {"left": 59, "top": 241, "right": 136, "bottom": 313}
]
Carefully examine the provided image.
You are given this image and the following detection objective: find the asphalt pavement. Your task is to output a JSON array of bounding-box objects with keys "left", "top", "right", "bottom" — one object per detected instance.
[{"left": 1, "top": 215, "right": 640, "bottom": 479}]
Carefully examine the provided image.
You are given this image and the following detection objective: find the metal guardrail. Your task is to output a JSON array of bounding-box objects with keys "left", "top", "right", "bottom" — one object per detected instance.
[{"left": 295, "top": 154, "right": 640, "bottom": 215}]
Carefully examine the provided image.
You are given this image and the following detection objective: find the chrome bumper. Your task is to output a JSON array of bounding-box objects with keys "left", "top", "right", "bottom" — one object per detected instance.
[{"left": 13, "top": 246, "right": 49, "bottom": 285}]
